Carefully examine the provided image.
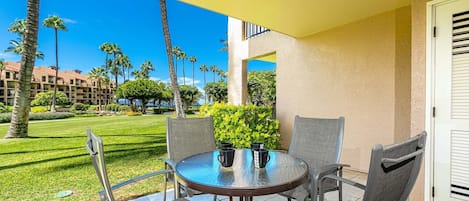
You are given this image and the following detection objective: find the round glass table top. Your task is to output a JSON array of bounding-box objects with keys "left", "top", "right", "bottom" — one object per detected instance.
[{"left": 175, "top": 149, "right": 309, "bottom": 196}]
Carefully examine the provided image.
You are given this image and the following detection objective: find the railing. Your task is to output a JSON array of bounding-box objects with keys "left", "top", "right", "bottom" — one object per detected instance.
[{"left": 243, "top": 22, "right": 270, "bottom": 40}]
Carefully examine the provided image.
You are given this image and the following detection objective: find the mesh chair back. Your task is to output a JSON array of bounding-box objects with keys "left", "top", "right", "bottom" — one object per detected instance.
[
  {"left": 86, "top": 128, "right": 114, "bottom": 201},
  {"left": 363, "top": 131, "right": 427, "bottom": 201},
  {"left": 288, "top": 115, "right": 345, "bottom": 169},
  {"left": 166, "top": 117, "right": 216, "bottom": 163}
]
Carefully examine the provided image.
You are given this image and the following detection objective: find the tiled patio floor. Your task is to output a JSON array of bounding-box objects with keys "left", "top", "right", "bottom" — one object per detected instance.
[{"left": 132, "top": 169, "right": 367, "bottom": 201}]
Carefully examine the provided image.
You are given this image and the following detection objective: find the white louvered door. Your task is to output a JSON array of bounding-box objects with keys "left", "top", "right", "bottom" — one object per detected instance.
[{"left": 434, "top": 0, "right": 469, "bottom": 200}]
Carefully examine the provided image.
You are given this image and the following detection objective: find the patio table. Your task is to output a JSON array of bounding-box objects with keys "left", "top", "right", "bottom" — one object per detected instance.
[{"left": 175, "top": 149, "right": 309, "bottom": 201}]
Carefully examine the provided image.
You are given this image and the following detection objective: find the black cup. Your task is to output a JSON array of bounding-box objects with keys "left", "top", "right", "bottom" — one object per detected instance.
[
  {"left": 250, "top": 142, "right": 264, "bottom": 150},
  {"left": 219, "top": 141, "right": 233, "bottom": 149},
  {"left": 218, "top": 148, "right": 235, "bottom": 167},
  {"left": 250, "top": 142, "right": 264, "bottom": 157},
  {"left": 253, "top": 148, "right": 270, "bottom": 168}
]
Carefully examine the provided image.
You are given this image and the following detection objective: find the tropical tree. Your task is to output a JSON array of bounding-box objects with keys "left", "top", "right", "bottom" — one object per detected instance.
[
  {"left": 179, "top": 85, "right": 202, "bottom": 111},
  {"left": 216, "top": 69, "right": 225, "bottom": 82},
  {"left": 0, "top": 60, "right": 4, "bottom": 81},
  {"left": 5, "top": 39, "right": 44, "bottom": 59},
  {"left": 219, "top": 38, "right": 228, "bottom": 52},
  {"left": 189, "top": 56, "right": 196, "bottom": 87},
  {"left": 88, "top": 66, "right": 108, "bottom": 112},
  {"left": 115, "top": 54, "right": 132, "bottom": 81},
  {"left": 8, "top": 19, "right": 27, "bottom": 36},
  {"left": 132, "top": 70, "right": 144, "bottom": 80},
  {"left": 31, "top": 91, "right": 69, "bottom": 109},
  {"left": 247, "top": 71, "right": 276, "bottom": 106},
  {"left": 160, "top": 0, "right": 184, "bottom": 118},
  {"left": 140, "top": 60, "right": 154, "bottom": 79},
  {"left": 116, "top": 79, "right": 161, "bottom": 113},
  {"left": 179, "top": 51, "right": 187, "bottom": 85},
  {"left": 99, "top": 42, "right": 112, "bottom": 70},
  {"left": 204, "top": 82, "right": 228, "bottom": 103},
  {"left": 109, "top": 43, "right": 121, "bottom": 97},
  {"left": 5, "top": 0, "right": 40, "bottom": 138},
  {"left": 171, "top": 46, "right": 181, "bottom": 75},
  {"left": 210, "top": 65, "right": 217, "bottom": 82},
  {"left": 199, "top": 64, "right": 208, "bottom": 104},
  {"left": 43, "top": 15, "right": 67, "bottom": 112}
]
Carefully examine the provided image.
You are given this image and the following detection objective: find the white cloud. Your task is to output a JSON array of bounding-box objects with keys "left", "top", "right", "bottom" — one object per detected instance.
[
  {"left": 63, "top": 18, "right": 77, "bottom": 24},
  {"left": 0, "top": 52, "right": 20, "bottom": 60}
]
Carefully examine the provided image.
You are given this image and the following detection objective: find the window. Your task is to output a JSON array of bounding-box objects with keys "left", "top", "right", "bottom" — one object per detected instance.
[
  {"left": 70, "top": 79, "right": 74, "bottom": 84},
  {"left": 5, "top": 72, "right": 10, "bottom": 79},
  {"left": 42, "top": 76, "right": 46, "bottom": 82}
]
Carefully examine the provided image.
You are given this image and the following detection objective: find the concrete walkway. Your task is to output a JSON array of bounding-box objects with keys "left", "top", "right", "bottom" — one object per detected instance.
[{"left": 132, "top": 169, "right": 367, "bottom": 201}]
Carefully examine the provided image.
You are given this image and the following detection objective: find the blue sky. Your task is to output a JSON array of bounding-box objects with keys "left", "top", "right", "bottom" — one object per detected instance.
[{"left": 0, "top": 0, "right": 274, "bottom": 90}]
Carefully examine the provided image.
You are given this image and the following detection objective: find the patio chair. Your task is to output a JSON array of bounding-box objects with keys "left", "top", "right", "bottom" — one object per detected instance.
[
  {"left": 163, "top": 117, "right": 217, "bottom": 200},
  {"left": 85, "top": 128, "right": 181, "bottom": 201},
  {"left": 279, "top": 115, "right": 348, "bottom": 201},
  {"left": 319, "top": 131, "right": 427, "bottom": 201}
]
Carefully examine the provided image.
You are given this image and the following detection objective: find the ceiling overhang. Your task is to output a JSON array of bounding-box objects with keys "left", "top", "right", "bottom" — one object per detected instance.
[{"left": 179, "top": 0, "right": 410, "bottom": 38}]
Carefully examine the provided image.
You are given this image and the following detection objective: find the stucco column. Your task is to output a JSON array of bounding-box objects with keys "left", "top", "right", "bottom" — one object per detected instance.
[
  {"left": 227, "top": 17, "right": 248, "bottom": 105},
  {"left": 410, "top": 0, "right": 427, "bottom": 200}
]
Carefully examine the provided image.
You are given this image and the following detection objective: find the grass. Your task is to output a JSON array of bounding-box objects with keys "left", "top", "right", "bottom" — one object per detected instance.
[{"left": 0, "top": 115, "right": 173, "bottom": 201}]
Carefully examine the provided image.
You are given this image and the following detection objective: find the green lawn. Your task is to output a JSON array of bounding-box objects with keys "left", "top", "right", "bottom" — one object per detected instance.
[{"left": 0, "top": 115, "right": 172, "bottom": 201}]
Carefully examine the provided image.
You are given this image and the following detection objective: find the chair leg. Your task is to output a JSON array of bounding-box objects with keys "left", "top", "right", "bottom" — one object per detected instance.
[
  {"left": 163, "top": 174, "right": 167, "bottom": 201},
  {"left": 338, "top": 168, "right": 343, "bottom": 201}
]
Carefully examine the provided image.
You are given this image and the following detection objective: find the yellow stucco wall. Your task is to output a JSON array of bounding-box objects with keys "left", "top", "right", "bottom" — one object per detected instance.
[{"left": 228, "top": 7, "right": 412, "bottom": 171}]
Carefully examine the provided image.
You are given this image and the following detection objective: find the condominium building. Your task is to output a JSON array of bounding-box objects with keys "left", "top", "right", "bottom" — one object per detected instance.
[{"left": 1, "top": 61, "right": 114, "bottom": 105}]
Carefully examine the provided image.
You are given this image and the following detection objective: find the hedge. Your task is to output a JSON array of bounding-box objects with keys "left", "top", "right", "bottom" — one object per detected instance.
[
  {"left": 199, "top": 102, "right": 280, "bottom": 149},
  {"left": 0, "top": 112, "right": 75, "bottom": 123}
]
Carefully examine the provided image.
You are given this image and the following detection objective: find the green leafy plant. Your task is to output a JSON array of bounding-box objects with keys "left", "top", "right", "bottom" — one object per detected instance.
[
  {"left": 0, "top": 112, "right": 75, "bottom": 123},
  {"left": 30, "top": 106, "right": 48, "bottom": 113},
  {"left": 70, "top": 103, "right": 89, "bottom": 112},
  {"left": 199, "top": 102, "right": 280, "bottom": 149}
]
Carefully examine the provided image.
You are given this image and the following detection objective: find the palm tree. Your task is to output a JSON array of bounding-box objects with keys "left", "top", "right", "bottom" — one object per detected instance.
[
  {"left": 210, "top": 65, "right": 217, "bottom": 82},
  {"left": 172, "top": 46, "right": 181, "bottom": 76},
  {"left": 43, "top": 15, "right": 67, "bottom": 112},
  {"left": 5, "top": 39, "right": 44, "bottom": 59},
  {"left": 120, "top": 54, "right": 132, "bottom": 81},
  {"left": 199, "top": 64, "right": 208, "bottom": 104},
  {"left": 217, "top": 69, "right": 225, "bottom": 82},
  {"left": 109, "top": 43, "right": 121, "bottom": 100},
  {"left": 189, "top": 56, "right": 197, "bottom": 87},
  {"left": 140, "top": 60, "right": 154, "bottom": 79},
  {"left": 5, "top": 0, "right": 40, "bottom": 138},
  {"left": 88, "top": 66, "right": 107, "bottom": 112},
  {"left": 8, "top": 19, "right": 27, "bottom": 36},
  {"left": 160, "top": 0, "right": 184, "bottom": 118},
  {"left": 0, "top": 60, "right": 4, "bottom": 81},
  {"left": 132, "top": 70, "right": 144, "bottom": 80},
  {"left": 99, "top": 42, "right": 112, "bottom": 70},
  {"left": 179, "top": 51, "right": 187, "bottom": 85}
]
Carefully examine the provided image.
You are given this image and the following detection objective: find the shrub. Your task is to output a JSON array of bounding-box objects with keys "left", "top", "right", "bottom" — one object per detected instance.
[
  {"left": 199, "top": 102, "right": 280, "bottom": 149},
  {"left": 119, "top": 105, "right": 130, "bottom": 112},
  {"left": 29, "top": 112, "right": 75, "bottom": 121},
  {"left": 88, "top": 105, "right": 99, "bottom": 111},
  {"left": 0, "top": 112, "right": 75, "bottom": 123},
  {"left": 31, "top": 106, "right": 48, "bottom": 113},
  {"left": 70, "top": 103, "right": 89, "bottom": 112},
  {"left": 126, "top": 111, "right": 142, "bottom": 116},
  {"left": 0, "top": 102, "right": 9, "bottom": 113},
  {"left": 105, "top": 103, "right": 121, "bottom": 112}
]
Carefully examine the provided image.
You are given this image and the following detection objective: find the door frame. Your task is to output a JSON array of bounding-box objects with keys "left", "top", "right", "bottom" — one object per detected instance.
[{"left": 425, "top": 1, "right": 460, "bottom": 201}]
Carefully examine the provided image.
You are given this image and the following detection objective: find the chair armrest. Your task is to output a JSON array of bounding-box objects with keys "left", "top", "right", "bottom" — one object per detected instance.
[
  {"left": 160, "top": 158, "right": 177, "bottom": 170},
  {"left": 381, "top": 149, "right": 424, "bottom": 168},
  {"left": 315, "top": 163, "right": 351, "bottom": 179},
  {"left": 320, "top": 174, "right": 366, "bottom": 191},
  {"left": 98, "top": 169, "right": 172, "bottom": 195}
]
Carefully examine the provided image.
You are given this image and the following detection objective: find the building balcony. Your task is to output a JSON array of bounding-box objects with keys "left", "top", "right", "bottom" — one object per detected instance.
[{"left": 243, "top": 22, "right": 270, "bottom": 40}]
